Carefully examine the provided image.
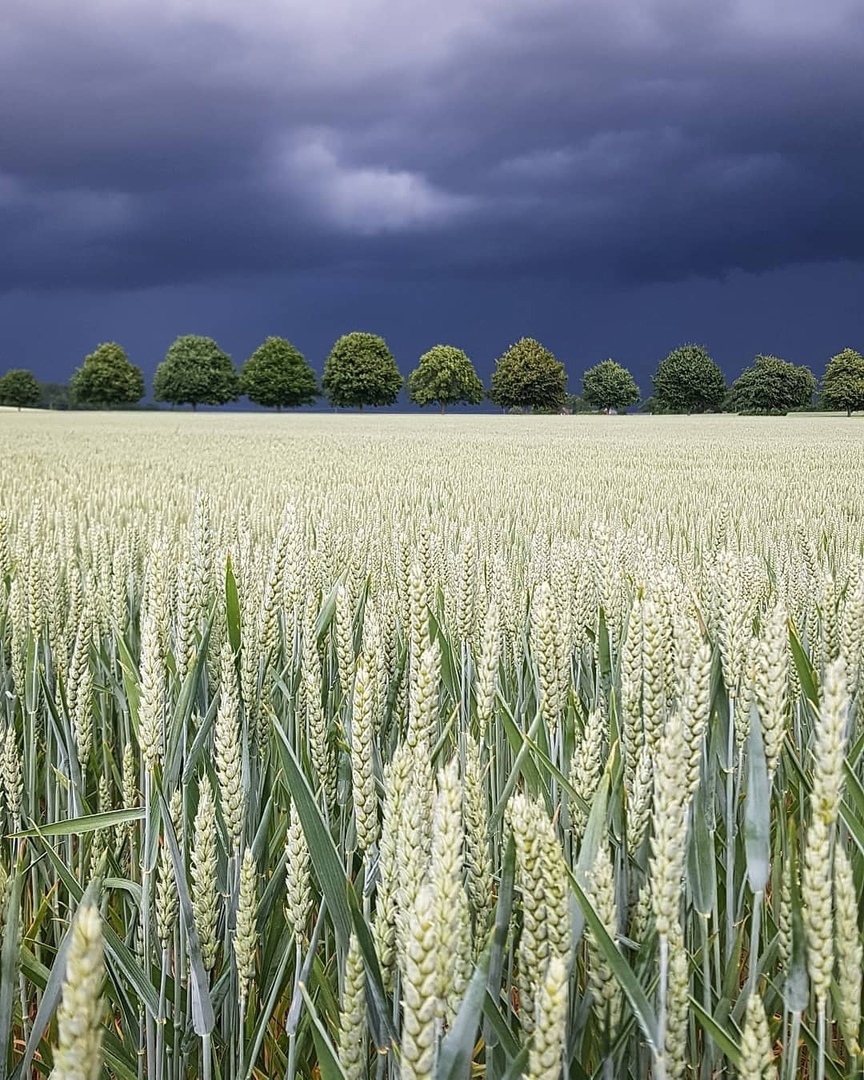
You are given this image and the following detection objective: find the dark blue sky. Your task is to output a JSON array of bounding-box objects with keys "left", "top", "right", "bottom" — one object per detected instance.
[{"left": 2, "top": 0, "right": 864, "bottom": 395}]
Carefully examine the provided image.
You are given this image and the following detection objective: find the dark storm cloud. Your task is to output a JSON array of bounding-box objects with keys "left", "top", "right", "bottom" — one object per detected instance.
[{"left": 2, "top": 0, "right": 864, "bottom": 292}]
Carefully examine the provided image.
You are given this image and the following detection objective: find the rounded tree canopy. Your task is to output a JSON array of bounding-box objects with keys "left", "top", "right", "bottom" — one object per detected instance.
[
  {"left": 0, "top": 368, "right": 41, "bottom": 409},
  {"left": 489, "top": 337, "right": 567, "bottom": 412},
  {"left": 408, "top": 345, "right": 484, "bottom": 411},
  {"left": 652, "top": 343, "right": 726, "bottom": 413},
  {"left": 322, "top": 332, "right": 402, "bottom": 409},
  {"left": 153, "top": 335, "right": 238, "bottom": 409},
  {"left": 725, "top": 354, "right": 816, "bottom": 414},
  {"left": 821, "top": 347, "right": 864, "bottom": 416},
  {"left": 240, "top": 337, "right": 319, "bottom": 409},
  {"left": 70, "top": 342, "right": 145, "bottom": 408},
  {"left": 581, "top": 359, "right": 640, "bottom": 413}
]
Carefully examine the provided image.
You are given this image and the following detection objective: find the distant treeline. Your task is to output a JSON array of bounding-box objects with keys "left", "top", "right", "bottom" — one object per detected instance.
[{"left": 2, "top": 335, "right": 864, "bottom": 416}]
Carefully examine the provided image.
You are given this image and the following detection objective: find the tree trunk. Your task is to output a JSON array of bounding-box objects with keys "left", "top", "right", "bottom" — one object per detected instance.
[
  {"left": 440, "top": 403, "right": 446, "bottom": 414},
  {"left": 192, "top": 402, "right": 197, "bottom": 412},
  {"left": 847, "top": 408, "right": 852, "bottom": 417}
]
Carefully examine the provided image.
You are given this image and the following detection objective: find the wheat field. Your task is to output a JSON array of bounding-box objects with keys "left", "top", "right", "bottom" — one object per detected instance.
[{"left": 0, "top": 410, "right": 862, "bottom": 1080}]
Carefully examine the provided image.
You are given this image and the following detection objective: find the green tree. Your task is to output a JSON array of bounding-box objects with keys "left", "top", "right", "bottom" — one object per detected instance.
[
  {"left": 489, "top": 338, "right": 567, "bottom": 412},
  {"left": 0, "top": 368, "right": 42, "bottom": 410},
  {"left": 725, "top": 354, "right": 816, "bottom": 414},
  {"left": 652, "top": 343, "right": 726, "bottom": 413},
  {"left": 322, "top": 332, "right": 402, "bottom": 409},
  {"left": 153, "top": 335, "right": 238, "bottom": 409},
  {"left": 240, "top": 337, "right": 318, "bottom": 410},
  {"left": 581, "top": 359, "right": 640, "bottom": 413},
  {"left": 820, "top": 347, "right": 864, "bottom": 416},
  {"left": 70, "top": 342, "right": 145, "bottom": 408},
  {"left": 408, "top": 345, "right": 484, "bottom": 412}
]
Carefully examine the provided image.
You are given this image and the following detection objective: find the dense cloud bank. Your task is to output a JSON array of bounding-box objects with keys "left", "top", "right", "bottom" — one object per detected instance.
[{"left": 3, "top": 0, "right": 864, "bottom": 292}]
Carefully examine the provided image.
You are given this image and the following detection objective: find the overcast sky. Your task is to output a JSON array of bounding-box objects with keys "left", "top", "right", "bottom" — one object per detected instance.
[{"left": 2, "top": 0, "right": 864, "bottom": 395}]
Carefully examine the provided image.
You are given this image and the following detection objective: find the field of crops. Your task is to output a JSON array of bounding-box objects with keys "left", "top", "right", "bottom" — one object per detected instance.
[{"left": 0, "top": 410, "right": 862, "bottom": 1080}]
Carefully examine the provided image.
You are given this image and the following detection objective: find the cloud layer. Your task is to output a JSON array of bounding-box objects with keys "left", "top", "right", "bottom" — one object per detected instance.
[{"left": 2, "top": 0, "right": 864, "bottom": 293}]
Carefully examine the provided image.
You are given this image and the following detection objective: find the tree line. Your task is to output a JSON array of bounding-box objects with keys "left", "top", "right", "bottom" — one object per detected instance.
[{"left": 2, "top": 333, "right": 864, "bottom": 415}]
